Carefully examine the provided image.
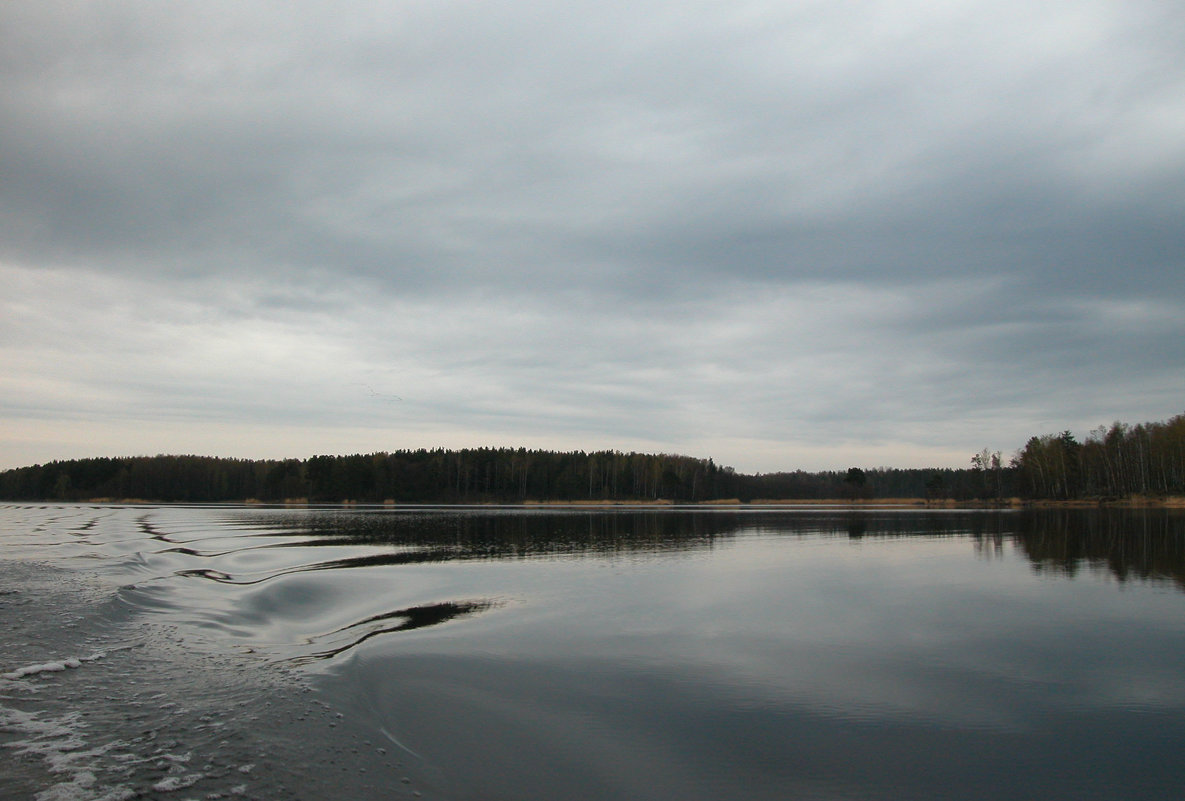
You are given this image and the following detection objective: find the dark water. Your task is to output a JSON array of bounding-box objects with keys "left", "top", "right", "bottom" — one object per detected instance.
[{"left": 3, "top": 504, "right": 1185, "bottom": 800}]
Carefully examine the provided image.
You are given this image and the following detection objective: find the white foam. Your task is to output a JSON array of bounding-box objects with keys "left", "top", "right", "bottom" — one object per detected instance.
[
  {"left": 35, "top": 774, "right": 137, "bottom": 801},
  {"left": 3, "top": 662, "right": 70, "bottom": 679},
  {"left": 0, "top": 703, "right": 135, "bottom": 801},
  {"left": 151, "top": 772, "right": 203, "bottom": 792},
  {"left": 2, "top": 653, "right": 104, "bottom": 681},
  {"left": 0, "top": 705, "right": 85, "bottom": 752}
]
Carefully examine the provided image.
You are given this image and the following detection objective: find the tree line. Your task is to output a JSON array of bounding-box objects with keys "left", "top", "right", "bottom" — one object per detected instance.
[
  {"left": 1013, "top": 413, "right": 1185, "bottom": 499},
  {"left": 0, "top": 448, "right": 983, "bottom": 503},
  {"left": 1, "top": 412, "right": 1181, "bottom": 503},
  {"left": 0, "top": 449, "right": 733, "bottom": 503}
]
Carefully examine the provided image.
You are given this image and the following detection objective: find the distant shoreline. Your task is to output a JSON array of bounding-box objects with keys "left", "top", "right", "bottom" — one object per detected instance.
[
  {"left": 6, "top": 415, "right": 1183, "bottom": 504},
  {"left": 40, "top": 495, "right": 1185, "bottom": 509}
]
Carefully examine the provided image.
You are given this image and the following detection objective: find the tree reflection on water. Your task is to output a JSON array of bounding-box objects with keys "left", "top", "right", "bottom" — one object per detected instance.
[
  {"left": 1011, "top": 509, "right": 1185, "bottom": 589},
  {"left": 232, "top": 506, "right": 1185, "bottom": 593}
]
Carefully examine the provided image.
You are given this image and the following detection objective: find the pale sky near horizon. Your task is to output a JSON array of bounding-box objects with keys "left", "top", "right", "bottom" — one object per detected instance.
[{"left": 2, "top": 1, "right": 1183, "bottom": 473}]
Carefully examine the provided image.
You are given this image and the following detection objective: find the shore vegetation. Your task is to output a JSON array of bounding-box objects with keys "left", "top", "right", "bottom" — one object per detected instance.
[{"left": 2, "top": 413, "right": 1182, "bottom": 505}]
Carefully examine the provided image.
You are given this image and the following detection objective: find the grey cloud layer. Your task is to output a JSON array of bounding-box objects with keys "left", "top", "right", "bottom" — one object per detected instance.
[{"left": 2, "top": 1, "right": 1182, "bottom": 470}]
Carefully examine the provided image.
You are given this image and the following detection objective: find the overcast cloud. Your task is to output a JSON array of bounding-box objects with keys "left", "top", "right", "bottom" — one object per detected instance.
[{"left": 2, "top": 0, "right": 1183, "bottom": 472}]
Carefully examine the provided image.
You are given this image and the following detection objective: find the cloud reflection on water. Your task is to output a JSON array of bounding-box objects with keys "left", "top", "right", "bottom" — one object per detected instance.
[{"left": 5, "top": 504, "right": 1185, "bottom": 801}]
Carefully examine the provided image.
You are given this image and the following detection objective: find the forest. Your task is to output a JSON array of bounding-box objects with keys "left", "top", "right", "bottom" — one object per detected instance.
[
  {"left": 1012, "top": 413, "right": 1185, "bottom": 499},
  {"left": 1, "top": 413, "right": 1181, "bottom": 504}
]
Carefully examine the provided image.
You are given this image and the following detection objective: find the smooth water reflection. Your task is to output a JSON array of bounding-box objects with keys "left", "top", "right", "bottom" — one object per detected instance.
[{"left": 4, "top": 504, "right": 1185, "bottom": 800}]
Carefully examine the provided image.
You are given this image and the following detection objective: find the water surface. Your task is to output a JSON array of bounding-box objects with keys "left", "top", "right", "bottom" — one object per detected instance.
[{"left": 2, "top": 504, "right": 1184, "bottom": 800}]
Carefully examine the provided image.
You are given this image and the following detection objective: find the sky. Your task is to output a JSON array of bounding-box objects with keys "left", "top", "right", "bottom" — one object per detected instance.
[{"left": 2, "top": 0, "right": 1183, "bottom": 474}]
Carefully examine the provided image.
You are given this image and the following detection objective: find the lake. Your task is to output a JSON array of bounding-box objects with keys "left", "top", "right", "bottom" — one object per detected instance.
[{"left": 2, "top": 503, "right": 1184, "bottom": 800}]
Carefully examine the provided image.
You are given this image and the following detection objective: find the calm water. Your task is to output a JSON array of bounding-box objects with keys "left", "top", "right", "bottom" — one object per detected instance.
[{"left": 2, "top": 504, "right": 1185, "bottom": 800}]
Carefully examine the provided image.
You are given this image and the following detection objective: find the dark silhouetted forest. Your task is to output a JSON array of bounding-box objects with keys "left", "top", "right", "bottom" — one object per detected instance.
[
  {"left": 1, "top": 413, "right": 1181, "bottom": 503},
  {"left": 1012, "top": 414, "right": 1185, "bottom": 499},
  {"left": 0, "top": 449, "right": 987, "bottom": 503}
]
